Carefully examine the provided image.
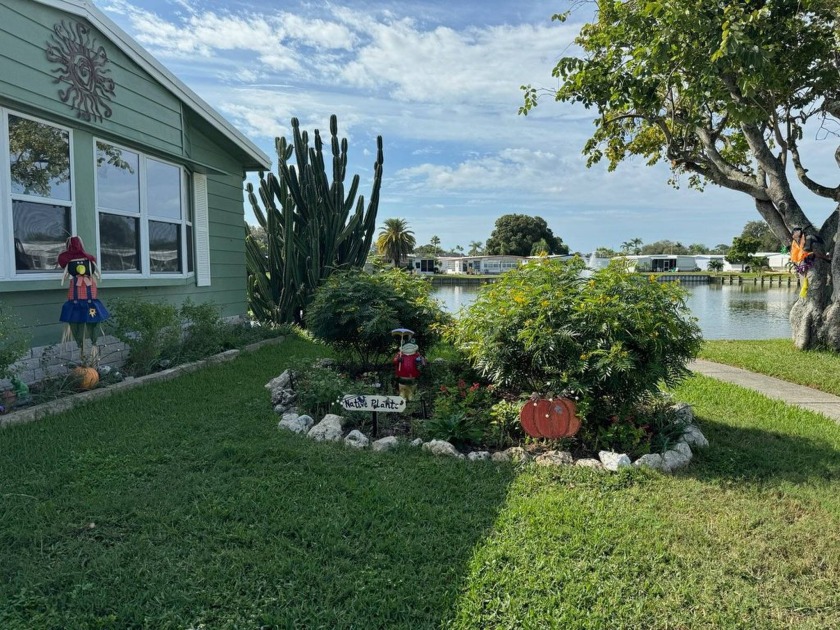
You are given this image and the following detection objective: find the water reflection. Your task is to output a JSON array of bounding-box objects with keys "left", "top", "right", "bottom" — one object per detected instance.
[{"left": 432, "top": 282, "right": 799, "bottom": 340}]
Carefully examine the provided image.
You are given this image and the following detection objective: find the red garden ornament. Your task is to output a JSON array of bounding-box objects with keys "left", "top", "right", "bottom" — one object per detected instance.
[{"left": 519, "top": 398, "right": 581, "bottom": 439}]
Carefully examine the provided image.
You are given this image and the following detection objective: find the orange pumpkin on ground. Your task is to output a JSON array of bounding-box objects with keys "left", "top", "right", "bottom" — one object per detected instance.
[{"left": 72, "top": 366, "right": 100, "bottom": 390}]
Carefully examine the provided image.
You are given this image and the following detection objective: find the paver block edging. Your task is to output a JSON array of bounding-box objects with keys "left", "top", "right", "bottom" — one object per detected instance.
[{"left": 0, "top": 343, "right": 277, "bottom": 429}]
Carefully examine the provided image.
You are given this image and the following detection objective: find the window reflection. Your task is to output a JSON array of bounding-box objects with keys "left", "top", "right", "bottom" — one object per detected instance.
[
  {"left": 8, "top": 115, "right": 71, "bottom": 200},
  {"left": 149, "top": 221, "right": 181, "bottom": 272},
  {"left": 147, "top": 159, "right": 181, "bottom": 220},
  {"left": 96, "top": 142, "right": 139, "bottom": 213},
  {"left": 12, "top": 200, "right": 69, "bottom": 271},
  {"left": 99, "top": 213, "right": 140, "bottom": 272}
]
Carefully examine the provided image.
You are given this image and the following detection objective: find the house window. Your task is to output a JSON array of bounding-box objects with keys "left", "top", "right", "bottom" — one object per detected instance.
[
  {"left": 3, "top": 112, "right": 74, "bottom": 276},
  {"left": 95, "top": 141, "right": 191, "bottom": 275}
]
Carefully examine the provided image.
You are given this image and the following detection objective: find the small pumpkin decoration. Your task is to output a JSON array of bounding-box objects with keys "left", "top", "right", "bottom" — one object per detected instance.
[
  {"left": 72, "top": 366, "right": 100, "bottom": 390},
  {"left": 519, "top": 398, "right": 581, "bottom": 439}
]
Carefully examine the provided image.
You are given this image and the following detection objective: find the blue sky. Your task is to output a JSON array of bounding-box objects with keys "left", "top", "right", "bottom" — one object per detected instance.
[{"left": 97, "top": 0, "right": 838, "bottom": 254}]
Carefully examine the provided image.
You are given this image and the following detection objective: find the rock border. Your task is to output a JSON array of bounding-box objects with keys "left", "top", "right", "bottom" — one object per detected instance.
[
  {"left": 0, "top": 337, "right": 285, "bottom": 429},
  {"left": 269, "top": 370, "right": 709, "bottom": 473}
]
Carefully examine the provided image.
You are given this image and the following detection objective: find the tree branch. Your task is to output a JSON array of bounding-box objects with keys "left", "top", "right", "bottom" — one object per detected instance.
[
  {"left": 695, "top": 126, "right": 760, "bottom": 191},
  {"left": 790, "top": 142, "right": 840, "bottom": 200}
]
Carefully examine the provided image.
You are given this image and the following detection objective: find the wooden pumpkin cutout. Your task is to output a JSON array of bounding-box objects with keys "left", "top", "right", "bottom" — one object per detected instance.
[{"left": 519, "top": 398, "right": 581, "bottom": 439}]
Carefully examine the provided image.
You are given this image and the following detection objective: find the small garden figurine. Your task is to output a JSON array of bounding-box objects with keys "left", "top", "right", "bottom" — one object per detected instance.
[
  {"left": 393, "top": 340, "right": 426, "bottom": 401},
  {"left": 10, "top": 375, "right": 31, "bottom": 407},
  {"left": 57, "top": 236, "right": 110, "bottom": 364}
]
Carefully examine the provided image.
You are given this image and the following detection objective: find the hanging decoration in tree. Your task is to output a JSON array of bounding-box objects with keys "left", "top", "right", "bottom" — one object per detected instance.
[{"left": 57, "top": 236, "right": 110, "bottom": 364}]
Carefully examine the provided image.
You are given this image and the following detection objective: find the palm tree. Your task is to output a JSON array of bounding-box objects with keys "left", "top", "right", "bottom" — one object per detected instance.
[
  {"left": 621, "top": 237, "right": 643, "bottom": 255},
  {"left": 468, "top": 240, "right": 484, "bottom": 256},
  {"left": 430, "top": 235, "right": 441, "bottom": 259},
  {"left": 376, "top": 218, "right": 416, "bottom": 267}
]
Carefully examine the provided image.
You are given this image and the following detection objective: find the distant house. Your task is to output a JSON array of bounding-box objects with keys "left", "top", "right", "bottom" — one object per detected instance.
[
  {"left": 438, "top": 256, "right": 468, "bottom": 274},
  {"left": 0, "top": 0, "right": 270, "bottom": 368},
  {"left": 461, "top": 255, "right": 525, "bottom": 274},
  {"left": 407, "top": 255, "right": 438, "bottom": 274},
  {"left": 622, "top": 255, "right": 698, "bottom": 272}
]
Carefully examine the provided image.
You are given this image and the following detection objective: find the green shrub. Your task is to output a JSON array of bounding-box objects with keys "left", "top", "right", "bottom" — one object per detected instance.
[
  {"left": 0, "top": 303, "right": 30, "bottom": 380},
  {"left": 446, "top": 257, "right": 702, "bottom": 424},
  {"left": 307, "top": 269, "right": 448, "bottom": 369},
  {"left": 425, "top": 379, "right": 497, "bottom": 448},
  {"left": 424, "top": 412, "right": 483, "bottom": 448},
  {"left": 179, "top": 300, "right": 225, "bottom": 361},
  {"left": 293, "top": 362, "right": 382, "bottom": 430},
  {"left": 108, "top": 298, "right": 182, "bottom": 375},
  {"left": 487, "top": 399, "right": 524, "bottom": 450}
]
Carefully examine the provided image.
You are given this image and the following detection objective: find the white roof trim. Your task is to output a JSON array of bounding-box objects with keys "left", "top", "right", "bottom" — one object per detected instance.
[{"left": 34, "top": 0, "right": 272, "bottom": 170}]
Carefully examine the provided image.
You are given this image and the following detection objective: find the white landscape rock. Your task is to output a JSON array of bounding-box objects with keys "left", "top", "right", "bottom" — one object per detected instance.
[
  {"left": 277, "top": 413, "right": 314, "bottom": 435},
  {"left": 307, "top": 414, "right": 344, "bottom": 442},
  {"left": 491, "top": 451, "right": 510, "bottom": 463},
  {"left": 502, "top": 447, "right": 532, "bottom": 464},
  {"left": 265, "top": 369, "right": 293, "bottom": 393},
  {"left": 672, "top": 402, "right": 694, "bottom": 424},
  {"left": 410, "top": 438, "right": 424, "bottom": 448},
  {"left": 672, "top": 441, "right": 693, "bottom": 459},
  {"left": 661, "top": 449, "right": 691, "bottom": 472},
  {"left": 467, "top": 451, "right": 491, "bottom": 461},
  {"left": 422, "top": 440, "right": 464, "bottom": 458},
  {"left": 535, "top": 450, "right": 574, "bottom": 467},
  {"left": 344, "top": 430, "right": 370, "bottom": 449},
  {"left": 372, "top": 436, "right": 399, "bottom": 452},
  {"left": 599, "top": 450, "right": 632, "bottom": 471},
  {"left": 575, "top": 458, "right": 603, "bottom": 469},
  {"left": 266, "top": 370, "right": 295, "bottom": 402},
  {"left": 681, "top": 424, "right": 709, "bottom": 449},
  {"left": 633, "top": 453, "right": 665, "bottom": 471}
]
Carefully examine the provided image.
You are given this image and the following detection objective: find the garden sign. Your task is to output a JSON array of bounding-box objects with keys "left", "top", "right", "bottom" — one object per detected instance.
[
  {"left": 341, "top": 394, "right": 406, "bottom": 437},
  {"left": 341, "top": 394, "right": 406, "bottom": 413}
]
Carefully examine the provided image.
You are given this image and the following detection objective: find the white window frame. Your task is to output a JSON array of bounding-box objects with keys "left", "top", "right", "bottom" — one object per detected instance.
[
  {"left": 0, "top": 109, "right": 76, "bottom": 281},
  {"left": 94, "top": 139, "right": 193, "bottom": 279}
]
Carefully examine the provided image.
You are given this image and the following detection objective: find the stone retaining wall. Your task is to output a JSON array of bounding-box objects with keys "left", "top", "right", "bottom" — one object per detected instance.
[{"left": 0, "top": 335, "right": 129, "bottom": 390}]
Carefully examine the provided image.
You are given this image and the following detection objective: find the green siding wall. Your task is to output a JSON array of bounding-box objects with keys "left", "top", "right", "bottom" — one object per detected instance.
[
  {"left": 0, "top": 0, "right": 253, "bottom": 348},
  {"left": 0, "top": 0, "right": 184, "bottom": 156}
]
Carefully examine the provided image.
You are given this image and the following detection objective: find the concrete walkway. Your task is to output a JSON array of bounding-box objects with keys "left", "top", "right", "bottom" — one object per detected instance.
[{"left": 690, "top": 359, "right": 840, "bottom": 423}]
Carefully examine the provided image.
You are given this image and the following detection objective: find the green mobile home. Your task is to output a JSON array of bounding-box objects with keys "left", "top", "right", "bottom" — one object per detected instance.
[{"left": 0, "top": 0, "right": 270, "bottom": 381}]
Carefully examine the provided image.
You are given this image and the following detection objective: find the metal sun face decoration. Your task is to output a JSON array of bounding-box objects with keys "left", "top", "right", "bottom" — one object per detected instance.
[{"left": 45, "top": 21, "right": 115, "bottom": 122}]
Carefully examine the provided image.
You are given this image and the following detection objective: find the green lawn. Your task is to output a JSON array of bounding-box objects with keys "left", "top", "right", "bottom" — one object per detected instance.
[
  {"left": 700, "top": 339, "right": 840, "bottom": 396},
  {"left": 1, "top": 337, "right": 838, "bottom": 628}
]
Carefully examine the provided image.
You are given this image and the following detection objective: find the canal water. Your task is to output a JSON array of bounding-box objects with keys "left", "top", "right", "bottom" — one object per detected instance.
[{"left": 432, "top": 283, "right": 800, "bottom": 340}]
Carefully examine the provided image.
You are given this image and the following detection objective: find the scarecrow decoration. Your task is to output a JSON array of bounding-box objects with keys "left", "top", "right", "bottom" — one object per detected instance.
[
  {"left": 57, "top": 236, "right": 110, "bottom": 364},
  {"left": 392, "top": 328, "right": 426, "bottom": 401}
]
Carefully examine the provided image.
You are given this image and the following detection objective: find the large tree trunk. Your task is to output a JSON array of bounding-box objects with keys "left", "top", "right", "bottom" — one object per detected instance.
[{"left": 789, "top": 207, "right": 840, "bottom": 350}]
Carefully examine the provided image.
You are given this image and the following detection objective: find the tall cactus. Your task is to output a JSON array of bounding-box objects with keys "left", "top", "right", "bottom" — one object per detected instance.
[{"left": 246, "top": 115, "right": 384, "bottom": 325}]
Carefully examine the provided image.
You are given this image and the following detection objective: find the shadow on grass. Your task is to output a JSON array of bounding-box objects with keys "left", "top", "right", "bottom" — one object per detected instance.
[
  {"left": 674, "top": 376, "right": 840, "bottom": 485},
  {"left": 685, "top": 417, "right": 839, "bottom": 484},
  {"left": 0, "top": 339, "right": 519, "bottom": 629}
]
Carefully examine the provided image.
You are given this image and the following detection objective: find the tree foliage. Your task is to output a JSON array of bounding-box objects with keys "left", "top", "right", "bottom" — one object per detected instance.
[
  {"left": 0, "top": 303, "right": 29, "bottom": 380},
  {"left": 376, "top": 218, "right": 415, "bottom": 267},
  {"left": 740, "top": 220, "right": 783, "bottom": 252},
  {"left": 725, "top": 236, "right": 760, "bottom": 265},
  {"left": 8, "top": 116, "right": 70, "bottom": 197},
  {"left": 468, "top": 241, "right": 485, "bottom": 256},
  {"left": 620, "top": 237, "right": 643, "bottom": 255},
  {"left": 307, "top": 269, "right": 449, "bottom": 369},
  {"left": 485, "top": 214, "right": 569, "bottom": 256},
  {"left": 445, "top": 258, "right": 702, "bottom": 422},
  {"left": 639, "top": 240, "right": 689, "bottom": 255},
  {"left": 523, "top": 0, "right": 840, "bottom": 349}
]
